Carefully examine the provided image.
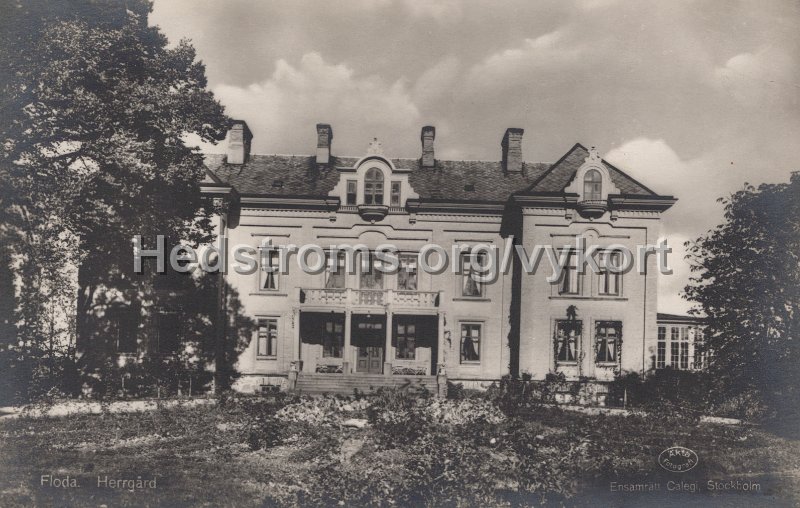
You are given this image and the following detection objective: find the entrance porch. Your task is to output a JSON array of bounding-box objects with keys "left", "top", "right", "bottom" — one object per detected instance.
[{"left": 294, "top": 310, "right": 441, "bottom": 377}]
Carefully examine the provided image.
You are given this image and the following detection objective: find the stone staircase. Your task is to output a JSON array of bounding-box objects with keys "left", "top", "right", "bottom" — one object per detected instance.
[{"left": 294, "top": 373, "right": 438, "bottom": 396}]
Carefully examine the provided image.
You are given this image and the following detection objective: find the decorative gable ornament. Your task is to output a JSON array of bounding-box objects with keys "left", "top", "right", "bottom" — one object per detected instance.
[
  {"left": 564, "top": 145, "right": 620, "bottom": 219},
  {"left": 367, "top": 137, "right": 384, "bottom": 156},
  {"left": 586, "top": 146, "right": 601, "bottom": 163}
]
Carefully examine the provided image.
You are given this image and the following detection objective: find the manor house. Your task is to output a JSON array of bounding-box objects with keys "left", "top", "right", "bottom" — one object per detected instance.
[{"left": 201, "top": 121, "right": 676, "bottom": 395}]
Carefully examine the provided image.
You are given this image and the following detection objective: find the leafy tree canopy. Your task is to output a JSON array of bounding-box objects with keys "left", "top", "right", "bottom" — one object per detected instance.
[
  {"left": 1, "top": 0, "right": 228, "bottom": 280},
  {"left": 0, "top": 0, "right": 230, "bottom": 398},
  {"left": 684, "top": 172, "right": 800, "bottom": 418}
]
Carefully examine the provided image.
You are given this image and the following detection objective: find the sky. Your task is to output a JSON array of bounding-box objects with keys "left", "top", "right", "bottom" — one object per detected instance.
[{"left": 151, "top": 0, "right": 800, "bottom": 314}]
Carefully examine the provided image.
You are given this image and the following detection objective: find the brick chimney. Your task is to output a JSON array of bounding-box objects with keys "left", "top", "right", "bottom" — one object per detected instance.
[
  {"left": 226, "top": 120, "right": 252, "bottom": 165},
  {"left": 316, "top": 123, "right": 333, "bottom": 165},
  {"left": 501, "top": 128, "right": 524, "bottom": 173},
  {"left": 421, "top": 126, "right": 435, "bottom": 167}
]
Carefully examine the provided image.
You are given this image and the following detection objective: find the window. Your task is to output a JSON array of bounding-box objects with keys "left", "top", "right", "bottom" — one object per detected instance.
[
  {"left": 679, "top": 327, "right": 689, "bottom": 369},
  {"left": 157, "top": 311, "right": 180, "bottom": 353},
  {"left": 694, "top": 327, "right": 706, "bottom": 369},
  {"left": 657, "top": 326, "right": 666, "bottom": 368},
  {"left": 325, "top": 251, "right": 346, "bottom": 289},
  {"left": 460, "top": 253, "right": 485, "bottom": 297},
  {"left": 364, "top": 168, "right": 384, "bottom": 205},
  {"left": 359, "top": 254, "right": 384, "bottom": 289},
  {"left": 559, "top": 251, "right": 580, "bottom": 295},
  {"left": 110, "top": 306, "right": 138, "bottom": 353},
  {"left": 395, "top": 322, "right": 416, "bottom": 360},
  {"left": 322, "top": 318, "right": 344, "bottom": 358},
  {"left": 598, "top": 251, "right": 621, "bottom": 296},
  {"left": 346, "top": 180, "right": 357, "bottom": 205},
  {"left": 260, "top": 248, "right": 279, "bottom": 291},
  {"left": 555, "top": 320, "right": 581, "bottom": 363},
  {"left": 670, "top": 326, "right": 679, "bottom": 366},
  {"left": 256, "top": 319, "right": 278, "bottom": 357},
  {"left": 460, "top": 323, "right": 481, "bottom": 363},
  {"left": 584, "top": 169, "right": 602, "bottom": 201},
  {"left": 397, "top": 254, "right": 418, "bottom": 290},
  {"left": 595, "top": 321, "right": 620, "bottom": 364},
  {"left": 390, "top": 181, "right": 401, "bottom": 206}
]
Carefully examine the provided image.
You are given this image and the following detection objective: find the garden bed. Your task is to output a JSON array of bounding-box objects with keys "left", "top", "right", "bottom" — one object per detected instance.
[{"left": 0, "top": 391, "right": 798, "bottom": 507}]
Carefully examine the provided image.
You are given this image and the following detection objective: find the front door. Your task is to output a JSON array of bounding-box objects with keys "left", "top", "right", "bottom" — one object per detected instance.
[{"left": 357, "top": 346, "right": 383, "bottom": 373}]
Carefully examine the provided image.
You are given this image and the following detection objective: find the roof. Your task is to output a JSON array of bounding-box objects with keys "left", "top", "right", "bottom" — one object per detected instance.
[
  {"left": 657, "top": 313, "right": 705, "bottom": 324},
  {"left": 523, "top": 143, "right": 656, "bottom": 196},
  {"left": 204, "top": 153, "right": 550, "bottom": 202},
  {"left": 204, "top": 143, "right": 659, "bottom": 202}
]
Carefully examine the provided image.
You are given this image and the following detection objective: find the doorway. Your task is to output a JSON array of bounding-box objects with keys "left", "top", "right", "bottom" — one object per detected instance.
[
  {"left": 352, "top": 314, "right": 386, "bottom": 374},
  {"left": 356, "top": 346, "right": 383, "bottom": 373}
]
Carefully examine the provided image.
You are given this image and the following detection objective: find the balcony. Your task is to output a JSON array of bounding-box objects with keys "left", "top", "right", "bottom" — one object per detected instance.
[
  {"left": 357, "top": 204, "right": 389, "bottom": 222},
  {"left": 576, "top": 199, "right": 607, "bottom": 218},
  {"left": 300, "top": 288, "right": 439, "bottom": 309}
]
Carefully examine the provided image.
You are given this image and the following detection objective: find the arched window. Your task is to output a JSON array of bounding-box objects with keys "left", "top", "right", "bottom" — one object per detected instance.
[
  {"left": 583, "top": 169, "right": 602, "bottom": 201},
  {"left": 364, "top": 168, "right": 384, "bottom": 205}
]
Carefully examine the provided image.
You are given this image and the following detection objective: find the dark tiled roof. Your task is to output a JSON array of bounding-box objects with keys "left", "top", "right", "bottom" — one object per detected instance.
[
  {"left": 657, "top": 313, "right": 705, "bottom": 323},
  {"left": 204, "top": 143, "right": 656, "bottom": 202},
  {"left": 523, "top": 144, "right": 655, "bottom": 196},
  {"left": 407, "top": 160, "right": 550, "bottom": 202},
  {"left": 204, "top": 153, "right": 550, "bottom": 202},
  {"left": 204, "top": 153, "right": 341, "bottom": 197}
]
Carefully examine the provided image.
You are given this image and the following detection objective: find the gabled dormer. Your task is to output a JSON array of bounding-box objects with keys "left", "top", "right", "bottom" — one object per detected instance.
[
  {"left": 330, "top": 137, "right": 419, "bottom": 222},
  {"left": 563, "top": 147, "right": 621, "bottom": 218}
]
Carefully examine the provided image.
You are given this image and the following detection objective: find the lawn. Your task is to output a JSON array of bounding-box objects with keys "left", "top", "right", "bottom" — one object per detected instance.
[{"left": 0, "top": 391, "right": 798, "bottom": 507}]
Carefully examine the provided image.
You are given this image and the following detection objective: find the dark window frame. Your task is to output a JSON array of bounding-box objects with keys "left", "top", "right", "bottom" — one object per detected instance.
[
  {"left": 256, "top": 318, "right": 278, "bottom": 358},
  {"left": 460, "top": 322, "right": 482, "bottom": 363},
  {"left": 559, "top": 250, "right": 581, "bottom": 295},
  {"left": 584, "top": 169, "right": 602, "bottom": 201},
  {"left": 322, "top": 318, "right": 344, "bottom": 358},
  {"left": 555, "top": 319, "right": 581, "bottom": 364},
  {"left": 395, "top": 322, "right": 416, "bottom": 360},
  {"left": 346, "top": 179, "right": 357, "bottom": 205},
  {"left": 595, "top": 320, "right": 621, "bottom": 364},
  {"left": 364, "top": 168, "right": 384, "bottom": 205}
]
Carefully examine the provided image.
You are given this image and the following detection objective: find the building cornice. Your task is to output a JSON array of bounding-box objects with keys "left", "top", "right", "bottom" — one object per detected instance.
[
  {"left": 239, "top": 194, "right": 341, "bottom": 211},
  {"left": 608, "top": 194, "right": 677, "bottom": 212},
  {"left": 513, "top": 192, "right": 676, "bottom": 212},
  {"left": 405, "top": 199, "right": 507, "bottom": 215}
]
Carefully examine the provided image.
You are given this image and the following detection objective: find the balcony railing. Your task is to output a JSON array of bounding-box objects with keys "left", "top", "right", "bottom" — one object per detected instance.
[
  {"left": 301, "top": 288, "right": 439, "bottom": 309},
  {"left": 576, "top": 198, "right": 607, "bottom": 218}
]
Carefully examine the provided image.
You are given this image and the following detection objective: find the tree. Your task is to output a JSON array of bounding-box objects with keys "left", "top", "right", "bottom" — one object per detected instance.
[
  {"left": 684, "top": 173, "right": 800, "bottom": 420},
  {"left": 0, "top": 0, "right": 230, "bottom": 399}
]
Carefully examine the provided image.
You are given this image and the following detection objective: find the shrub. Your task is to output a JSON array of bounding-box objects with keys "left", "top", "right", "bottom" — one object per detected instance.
[
  {"left": 367, "top": 388, "right": 431, "bottom": 446},
  {"left": 607, "top": 369, "right": 713, "bottom": 420}
]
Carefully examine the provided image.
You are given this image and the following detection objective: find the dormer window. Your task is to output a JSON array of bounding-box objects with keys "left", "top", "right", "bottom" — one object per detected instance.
[
  {"left": 583, "top": 169, "right": 602, "bottom": 201},
  {"left": 346, "top": 180, "right": 357, "bottom": 205},
  {"left": 364, "top": 168, "right": 384, "bottom": 205}
]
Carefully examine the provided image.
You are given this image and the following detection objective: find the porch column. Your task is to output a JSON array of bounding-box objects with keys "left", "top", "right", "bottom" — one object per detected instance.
[
  {"left": 343, "top": 310, "right": 352, "bottom": 374},
  {"left": 437, "top": 311, "right": 446, "bottom": 374},
  {"left": 384, "top": 309, "right": 393, "bottom": 376},
  {"left": 292, "top": 308, "right": 301, "bottom": 364},
  {"left": 436, "top": 311, "right": 447, "bottom": 397}
]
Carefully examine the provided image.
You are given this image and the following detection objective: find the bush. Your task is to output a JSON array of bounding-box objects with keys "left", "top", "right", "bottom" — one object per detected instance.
[
  {"left": 366, "top": 388, "right": 431, "bottom": 446},
  {"left": 607, "top": 369, "right": 713, "bottom": 420}
]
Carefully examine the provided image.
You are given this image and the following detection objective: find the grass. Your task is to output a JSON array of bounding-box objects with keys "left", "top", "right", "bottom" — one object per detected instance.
[{"left": 0, "top": 394, "right": 798, "bottom": 507}]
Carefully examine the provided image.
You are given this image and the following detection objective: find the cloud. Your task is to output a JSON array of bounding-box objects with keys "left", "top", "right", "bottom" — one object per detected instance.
[
  {"left": 402, "top": 0, "right": 462, "bottom": 22},
  {"left": 605, "top": 139, "right": 725, "bottom": 314},
  {"left": 412, "top": 56, "right": 460, "bottom": 108},
  {"left": 712, "top": 46, "right": 797, "bottom": 107},
  {"left": 575, "top": 0, "right": 620, "bottom": 11},
  {"left": 465, "top": 30, "right": 582, "bottom": 93},
  {"left": 214, "top": 52, "right": 420, "bottom": 155}
]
